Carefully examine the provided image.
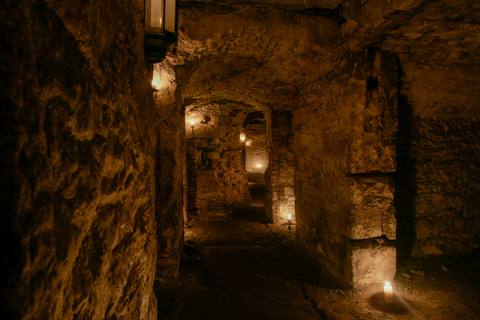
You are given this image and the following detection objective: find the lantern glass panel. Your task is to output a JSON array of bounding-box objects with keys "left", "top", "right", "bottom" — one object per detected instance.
[
  {"left": 146, "top": 0, "right": 164, "bottom": 30},
  {"left": 164, "top": 0, "right": 176, "bottom": 33}
]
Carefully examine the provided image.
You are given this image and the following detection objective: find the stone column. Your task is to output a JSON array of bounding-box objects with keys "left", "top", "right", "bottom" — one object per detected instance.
[
  {"left": 153, "top": 62, "right": 185, "bottom": 278},
  {"left": 270, "top": 110, "right": 295, "bottom": 225},
  {"left": 344, "top": 49, "right": 398, "bottom": 285},
  {"left": 294, "top": 49, "right": 398, "bottom": 286}
]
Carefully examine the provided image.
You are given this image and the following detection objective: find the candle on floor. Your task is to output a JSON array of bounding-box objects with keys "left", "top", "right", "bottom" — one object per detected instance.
[{"left": 384, "top": 281, "right": 394, "bottom": 303}]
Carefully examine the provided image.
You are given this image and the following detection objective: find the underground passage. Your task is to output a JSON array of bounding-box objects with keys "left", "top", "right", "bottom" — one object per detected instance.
[{"left": 1, "top": 0, "right": 480, "bottom": 319}]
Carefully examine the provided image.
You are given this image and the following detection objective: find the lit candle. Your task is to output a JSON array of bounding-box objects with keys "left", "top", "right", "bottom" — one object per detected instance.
[
  {"left": 384, "top": 282, "right": 394, "bottom": 303},
  {"left": 287, "top": 214, "right": 292, "bottom": 224},
  {"left": 240, "top": 133, "right": 246, "bottom": 141}
]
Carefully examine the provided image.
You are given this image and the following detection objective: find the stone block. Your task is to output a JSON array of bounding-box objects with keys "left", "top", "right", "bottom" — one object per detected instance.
[
  {"left": 349, "top": 51, "right": 398, "bottom": 174},
  {"left": 197, "top": 178, "right": 222, "bottom": 193},
  {"left": 345, "top": 240, "right": 396, "bottom": 285},
  {"left": 348, "top": 177, "right": 396, "bottom": 239},
  {"left": 415, "top": 219, "right": 435, "bottom": 239},
  {"left": 207, "top": 151, "right": 220, "bottom": 159}
]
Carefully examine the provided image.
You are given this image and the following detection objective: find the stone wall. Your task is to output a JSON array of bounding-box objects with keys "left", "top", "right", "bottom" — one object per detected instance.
[
  {"left": 401, "top": 119, "right": 480, "bottom": 257},
  {"left": 393, "top": 54, "right": 480, "bottom": 259},
  {"left": 186, "top": 104, "right": 251, "bottom": 221},
  {"left": 153, "top": 62, "right": 184, "bottom": 278},
  {"left": 294, "top": 49, "right": 398, "bottom": 285},
  {"left": 377, "top": 0, "right": 480, "bottom": 259},
  {"left": 269, "top": 111, "right": 295, "bottom": 224},
  {"left": 0, "top": 1, "right": 157, "bottom": 319}
]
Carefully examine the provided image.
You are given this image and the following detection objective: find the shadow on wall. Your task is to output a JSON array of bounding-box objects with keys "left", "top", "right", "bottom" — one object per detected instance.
[
  {"left": 0, "top": 97, "right": 22, "bottom": 319},
  {"left": 394, "top": 60, "right": 417, "bottom": 269}
]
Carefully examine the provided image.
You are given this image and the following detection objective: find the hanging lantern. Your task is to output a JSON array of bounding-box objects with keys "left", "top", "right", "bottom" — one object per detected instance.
[{"left": 144, "top": 0, "right": 178, "bottom": 63}]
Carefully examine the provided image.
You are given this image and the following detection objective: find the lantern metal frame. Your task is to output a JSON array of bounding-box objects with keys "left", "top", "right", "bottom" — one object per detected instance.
[{"left": 144, "top": 0, "right": 179, "bottom": 63}]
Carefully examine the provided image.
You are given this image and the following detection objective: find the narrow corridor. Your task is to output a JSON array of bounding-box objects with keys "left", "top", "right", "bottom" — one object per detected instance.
[
  {"left": 154, "top": 208, "right": 480, "bottom": 320},
  {"left": 155, "top": 211, "right": 333, "bottom": 320}
]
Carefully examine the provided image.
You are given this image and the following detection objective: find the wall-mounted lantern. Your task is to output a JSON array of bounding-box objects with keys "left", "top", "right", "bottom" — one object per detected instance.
[
  {"left": 145, "top": 0, "right": 179, "bottom": 63},
  {"left": 240, "top": 133, "right": 246, "bottom": 142}
]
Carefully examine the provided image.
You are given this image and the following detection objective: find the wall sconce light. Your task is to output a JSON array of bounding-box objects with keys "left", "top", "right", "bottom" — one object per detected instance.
[
  {"left": 145, "top": 0, "right": 179, "bottom": 63},
  {"left": 240, "top": 133, "right": 246, "bottom": 142},
  {"left": 151, "top": 79, "right": 161, "bottom": 91},
  {"left": 190, "top": 120, "right": 195, "bottom": 134}
]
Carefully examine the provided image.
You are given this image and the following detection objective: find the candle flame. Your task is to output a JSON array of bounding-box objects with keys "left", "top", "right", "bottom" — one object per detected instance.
[
  {"left": 288, "top": 214, "right": 292, "bottom": 220},
  {"left": 190, "top": 120, "right": 195, "bottom": 126}
]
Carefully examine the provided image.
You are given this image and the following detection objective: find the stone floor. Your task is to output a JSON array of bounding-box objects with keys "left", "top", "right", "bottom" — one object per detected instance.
[{"left": 155, "top": 206, "right": 480, "bottom": 320}]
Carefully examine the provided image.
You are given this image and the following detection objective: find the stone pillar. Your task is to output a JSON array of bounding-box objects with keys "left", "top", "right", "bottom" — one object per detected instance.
[
  {"left": 153, "top": 62, "right": 184, "bottom": 278},
  {"left": 270, "top": 110, "right": 295, "bottom": 224},
  {"left": 344, "top": 49, "right": 398, "bottom": 285},
  {"left": 294, "top": 49, "right": 398, "bottom": 286}
]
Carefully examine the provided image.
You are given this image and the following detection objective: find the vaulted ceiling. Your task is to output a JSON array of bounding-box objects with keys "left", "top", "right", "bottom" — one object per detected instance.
[
  {"left": 180, "top": 0, "right": 344, "bottom": 9},
  {"left": 171, "top": 0, "right": 480, "bottom": 119}
]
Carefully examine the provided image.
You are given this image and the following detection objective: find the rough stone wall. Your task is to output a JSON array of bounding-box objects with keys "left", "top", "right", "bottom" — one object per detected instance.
[
  {"left": 401, "top": 119, "right": 480, "bottom": 257},
  {"left": 376, "top": 0, "right": 480, "bottom": 259},
  {"left": 269, "top": 111, "right": 295, "bottom": 224},
  {"left": 0, "top": 1, "right": 157, "bottom": 319},
  {"left": 186, "top": 104, "right": 251, "bottom": 220},
  {"left": 153, "top": 62, "right": 184, "bottom": 278},
  {"left": 390, "top": 51, "right": 480, "bottom": 258},
  {"left": 294, "top": 50, "right": 398, "bottom": 285}
]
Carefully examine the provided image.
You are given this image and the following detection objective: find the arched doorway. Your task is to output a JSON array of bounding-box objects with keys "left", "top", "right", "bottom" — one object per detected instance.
[{"left": 243, "top": 111, "right": 268, "bottom": 209}]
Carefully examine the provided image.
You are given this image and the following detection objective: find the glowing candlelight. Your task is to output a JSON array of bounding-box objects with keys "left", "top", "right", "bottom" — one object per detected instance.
[
  {"left": 256, "top": 164, "right": 262, "bottom": 168},
  {"left": 240, "top": 133, "right": 246, "bottom": 141},
  {"left": 384, "top": 282, "right": 394, "bottom": 303},
  {"left": 287, "top": 214, "right": 292, "bottom": 223},
  {"left": 189, "top": 120, "right": 195, "bottom": 134}
]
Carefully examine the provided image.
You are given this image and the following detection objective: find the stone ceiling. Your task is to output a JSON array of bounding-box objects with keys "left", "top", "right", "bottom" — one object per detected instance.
[
  {"left": 180, "top": 0, "right": 344, "bottom": 9},
  {"left": 172, "top": 4, "right": 343, "bottom": 111},
  {"left": 381, "top": 0, "right": 480, "bottom": 120},
  {"left": 171, "top": 0, "right": 480, "bottom": 119}
]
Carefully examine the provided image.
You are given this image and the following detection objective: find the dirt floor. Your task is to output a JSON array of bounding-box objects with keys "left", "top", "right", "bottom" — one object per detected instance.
[{"left": 155, "top": 206, "right": 480, "bottom": 319}]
